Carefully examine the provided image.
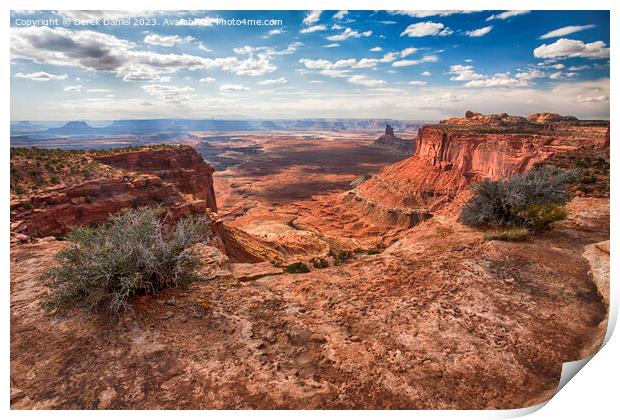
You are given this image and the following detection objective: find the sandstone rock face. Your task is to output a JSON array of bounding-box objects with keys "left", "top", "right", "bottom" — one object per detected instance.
[
  {"left": 349, "top": 112, "right": 609, "bottom": 228},
  {"left": 372, "top": 124, "right": 416, "bottom": 154},
  {"left": 10, "top": 146, "right": 219, "bottom": 239},
  {"left": 95, "top": 145, "right": 217, "bottom": 212}
]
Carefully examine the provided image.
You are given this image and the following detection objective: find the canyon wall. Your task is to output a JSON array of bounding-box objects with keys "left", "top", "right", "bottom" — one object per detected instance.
[
  {"left": 95, "top": 146, "right": 217, "bottom": 212},
  {"left": 350, "top": 112, "right": 609, "bottom": 227}
]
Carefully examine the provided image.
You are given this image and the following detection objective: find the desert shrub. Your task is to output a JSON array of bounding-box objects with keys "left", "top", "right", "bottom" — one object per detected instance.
[
  {"left": 517, "top": 204, "right": 567, "bottom": 231},
  {"left": 310, "top": 257, "right": 329, "bottom": 269},
  {"left": 332, "top": 250, "right": 352, "bottom": 266},
  {"left": 580, "top": 175, "right": 597, "bottom": 185},
  {"left": 460, "top": 166, "right": 576, "bottom": 229},
  {"left": 367, "top": 249, "right": 381, "bottom": 255},
  {"left": 40, "top": 207, "right": 211, "bottom": 316},
  {"left": 483, "top": 228, "right": 529, "bottom": 242},
  {"left": 284, "top": 262, "right": 311, "bottom": 274}
]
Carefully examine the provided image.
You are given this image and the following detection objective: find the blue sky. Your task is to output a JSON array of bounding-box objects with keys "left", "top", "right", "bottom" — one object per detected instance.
[{"left": 10, "top": 10, "right": 610, "bottom": 121}]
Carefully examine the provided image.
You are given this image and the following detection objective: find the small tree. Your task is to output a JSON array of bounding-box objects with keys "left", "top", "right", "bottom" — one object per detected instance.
[{"left": 41, "top": 207, "right": 211, "bottom": 315}]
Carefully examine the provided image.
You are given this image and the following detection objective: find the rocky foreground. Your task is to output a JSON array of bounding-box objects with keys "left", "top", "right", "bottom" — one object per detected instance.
[{"left": 10, "top": 112, "right": 610, "bottom": 409}]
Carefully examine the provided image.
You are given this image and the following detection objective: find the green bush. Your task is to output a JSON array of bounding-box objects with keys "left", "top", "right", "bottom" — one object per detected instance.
[
  {"left": 460, "top": 166, "right": 576, "bottom": 229},
  {"left": 40, "top": 207, "right": 211, "bottom": 315},
  {"left": 517, "top": 204, "right": 567, "bottom": 231},
  {"left": 284, "top": 262, "right": 311, "bottom": 274},
  {"left": 310, "top": 257, "right": 329, "bottom": 269},
  {"left": 483, "top": 228, "right": 529, "bottom": 242},
  {"left": 332, "top": 250, "right": 352, "bottom": 266}
]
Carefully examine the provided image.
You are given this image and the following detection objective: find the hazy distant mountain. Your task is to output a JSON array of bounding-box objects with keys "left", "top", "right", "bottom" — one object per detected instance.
[
  {"left": 44, "top": 121, "right": 98, "bottom": 136},
  {"left": 11, "top": 118, "right": 433, "bottom": 138},
  {"left": 10, "top": 121, "right": 47, "bottom": 134}
]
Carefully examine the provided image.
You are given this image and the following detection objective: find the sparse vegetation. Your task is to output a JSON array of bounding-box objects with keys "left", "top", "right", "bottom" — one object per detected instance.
[
  {"left": 483, "top": 228, "right": 530, "bottom": 242},
  {"left": 331, "top": 250, "right": 353, "bottom": 266},
  {"left": 284, "top": 262, "right": 311, "bottom": 274},
  {"left": 366, "top": 249, "right": 382, "bottom": 255},
  {"left": 310, "top": 257, "right": 329, "bottom": 269},
  {"left": 40, "top": 207, "right": 211, "bottom": 316},
  {"left": 460, "top": 166, "right": 576, "bottom": 231}
]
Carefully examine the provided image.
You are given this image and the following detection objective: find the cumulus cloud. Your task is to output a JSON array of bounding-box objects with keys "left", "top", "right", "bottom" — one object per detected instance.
[
  {"left": 324, "top": 43, "right": 340, "bottom": 48},
  {"left": 264, "top": 28, "right": 285, "bottom": 37},
  {"left": 333, "top": 10, "right": 348, "bottom": 20},
  {"left": 10, "top": 26, "right": 279, "bottom": 82},
  {"left": 392, "top": 55, "right": 437, "bottom": 67},
  {"left": 539, "top": 25, "right": 597, "bottom": 40},
  {"left": 199, "top": 77, "right": 216, "bottom": 83},
  {"left": 64, "top": 85, "right": 83, "bottom": 92},
  {"left": 14, "top": 71, "right": 68, "bottom": 81},
  {"left": 466, "top": 26, "right": 493, "bottom": 37},
  {"left": 409, "top": 81, "right": 427, "bottom": 86},
  {"left": 300, "top": 24, "right": 327, "bottom": 34},
  {"left": 370, "top": 46, "right": 383, "bottom": 52},
  {"left": 486, "top": 11, "right": 530, "bottom": 21},
  {"left": 533, "top": 38, "right": 610, "bottom": 60},
  {"left": 421, "top": 71, "right": 432, "bottom": 77},
  {"left": 578, "top": 94, "right": 608, "bottom": 103},
  {"left": 401, "top": 22, "right": 452, "bottom": 37},
  {"left": 400, "top": 47, "right": 418, "bottom": 58},
  {"left": 347, "top": 75, "right": 386, "bottom": 88},
  {"left": 257, "top": 77, "right": 287, "bottom": 85},
  {"left": 219, "top": 84, "right": 249, "bottom": 92},
  {"left": 326, "top": 28, "right": 372, "bottom": 41},
  {"left": 303, "top": 10, "right": 322, "bottom": 25},
  {"left": 86, "top": 88, "right": 110, "bottom": 92},
  {"left": 448, "top": 65, "right": 484, "bottom": 81},
  {"left": 390, "top": 10, "right": 477, "bottom": 18},
  {"left": 144, "top": 34, "right": 194, "bottom": 47}
]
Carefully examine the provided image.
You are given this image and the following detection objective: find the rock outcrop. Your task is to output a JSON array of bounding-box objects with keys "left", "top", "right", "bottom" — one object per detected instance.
[
  {"left": 95, "top": 146, "right": 217, "bottom": 211},
  {"left": 349, "top": 112, "right": 609, "bottom": 226},
  {"left": 372, "top": 124, "right": 416, "bottom": 154}
]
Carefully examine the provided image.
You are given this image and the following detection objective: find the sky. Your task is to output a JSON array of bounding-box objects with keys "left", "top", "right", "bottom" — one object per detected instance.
[{"left": 10, "top": 10, "right": 610, "bottom": 121}]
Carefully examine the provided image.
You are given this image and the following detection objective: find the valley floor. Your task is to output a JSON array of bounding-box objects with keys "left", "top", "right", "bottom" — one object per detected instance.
[{"left": 10, "top": 197, "right": 609, "bottom": 409}]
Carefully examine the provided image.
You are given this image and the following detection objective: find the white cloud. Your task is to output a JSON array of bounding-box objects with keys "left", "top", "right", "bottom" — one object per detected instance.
[
  {"left": 219, "top": 84, "right": 249, "bottom": 92},
  {"left": 14, "top": 71, "right": 68, "bottom": 81},
  {"left": 144, "top": 34, "right": 194, "bottom": 47},
  {"left": 533, "top": 38, "right": 610, "bottom": 60},
  {"left": 301, "top": 24, "right": 327, "bottom": 34},
  {"left": 370, "top": 46, "right": 383, "bottom": 52},
  {"left": 578, "top": 94, "right": 608, "bottom": 103},
  {"left": 331, "top": 24, "right": 343, "bottom": 30},
  {"left": 333, "top": 10, "right": 348, "bottom": 20},
  {"left": 401, "top": 22, "right": 451, "bottom": 37},
  {"left": 326, "top": 28, "right": 372, "bottom": 41},
  {"left": 64, "top": 85, "right": 83, "bottom": 92},
  {"left": 86, "top": 88, "right": 110, "bottom": 93},
  {"left": 258, "top": 77, "right": 287, "bottom": 85},
  {"left": 319, "top": 69, "right": 350, "bottom": 78},
  {"left": 199, "top": 77, "right": 216, "bottom": 83},
  {"left": 264, "top": 29, "right": 285, "bottom": 37},
  {"left": 463, "top": 73, "right": 528, "bottom": 88},
  {"left": 466, "top": 26, "right": 493, "bottom": 37},
  {"left": 448, "top": 65, "right": 484, "bottom": 81},
  {"left": 142, "top": 84, "right": 195, "bottom": 102},
  {"left": 303, "top": 10, "right": 322, "bottom": 25},
  {"left": 400, "top": 47, "right": 418, "bottom": 58},
  {"left": 409, "top": 81, "right": 427, "bottom": 86},
  {"left": 486, "top": 11, "right": 530, "bottom": 21},
  {"left": 539, "top": 25, "right": 597, "bottom": 40},
  {"left": 196, "top": 42, "right": 212, "bottom": 52},
  {"left": 393, "top": 60, "right": 422, "bottom": 67},
  {"left": 324, "top": 43, "right": 340, "bottom": 48},
  {"left": 352, "top": 58, "right": 379, "bottom": 69},
  {"left": 347, "top": 75, "right": 386, "bottom": 88},
  {"left": 421, "top": 71, "right": 432, "bottom": 77},
  {"left": 379, "top": 52, "right": 398, "bottom": 63},
  {"left": 390, "top": 10, "right": 477, "bottom": 18}
]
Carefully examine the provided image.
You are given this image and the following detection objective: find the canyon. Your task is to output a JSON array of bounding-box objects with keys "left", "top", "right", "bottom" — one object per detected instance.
[{"left": 10, "top": 112, "right": 610, "bottom": 409}]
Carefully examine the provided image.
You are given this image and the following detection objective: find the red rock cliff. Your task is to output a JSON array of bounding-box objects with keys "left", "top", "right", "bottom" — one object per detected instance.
[{"left": 95, "top": 146, "right": 217, "bottom": 212}]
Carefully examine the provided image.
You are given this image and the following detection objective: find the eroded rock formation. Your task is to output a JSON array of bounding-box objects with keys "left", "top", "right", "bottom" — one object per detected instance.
[{"left": 372, "top": 124, "right": 416, "bottom": 154}]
